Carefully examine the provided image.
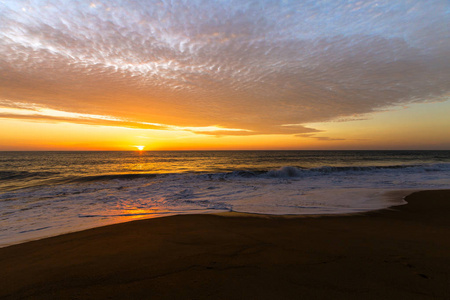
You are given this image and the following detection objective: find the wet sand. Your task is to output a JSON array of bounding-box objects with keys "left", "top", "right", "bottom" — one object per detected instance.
[{"left": 1, "top": 190, "right": 450, "bottom": 299}]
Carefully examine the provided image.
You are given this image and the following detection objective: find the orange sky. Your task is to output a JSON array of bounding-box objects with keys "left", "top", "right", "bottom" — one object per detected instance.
[
  {"left": 1, "top": 0, "right": 449, "bottom": 150},
  {"left": 1, "top": 100, "right": 449, "bottom": 150}
]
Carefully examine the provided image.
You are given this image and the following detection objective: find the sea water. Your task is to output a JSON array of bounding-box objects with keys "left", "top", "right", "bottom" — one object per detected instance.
[{"left": 1, "top": 150, "right": 449, "bottom": 247}]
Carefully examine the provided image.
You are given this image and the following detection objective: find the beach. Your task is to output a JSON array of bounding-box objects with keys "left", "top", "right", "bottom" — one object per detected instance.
[
  {"left": 1, "top": 189, "right": 450, "bottom": 299},
  {"left": 2, "top": 0, "right": 449, "bottom": 298}
]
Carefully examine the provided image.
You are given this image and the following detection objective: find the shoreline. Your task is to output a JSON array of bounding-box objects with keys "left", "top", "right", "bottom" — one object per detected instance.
[
  {"left": 1, "top": 188, "right": 414, "bottom": 248},
  {"left": 213, "top": 188, "right": 414, "bottom": 219},
  {"left": 1, "top": 189, "right": 450, "bottom": 299}
]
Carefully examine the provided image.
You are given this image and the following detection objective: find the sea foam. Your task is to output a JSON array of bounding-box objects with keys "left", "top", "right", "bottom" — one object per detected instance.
[{"left": 1, "top": 162, "right": 449, "bottom": 247}]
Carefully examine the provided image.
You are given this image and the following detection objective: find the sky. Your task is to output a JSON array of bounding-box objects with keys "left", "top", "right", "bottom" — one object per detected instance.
[{"left": 0, "top": 0, "right": 449, "bottom": 150}]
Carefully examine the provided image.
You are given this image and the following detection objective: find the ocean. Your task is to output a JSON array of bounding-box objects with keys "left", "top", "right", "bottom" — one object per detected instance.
[{"left": 1, "top": 150, "right": 449, "bottom": 247}]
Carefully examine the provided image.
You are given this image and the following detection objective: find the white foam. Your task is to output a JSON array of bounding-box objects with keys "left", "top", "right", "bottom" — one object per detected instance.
[{"left": 1, "top": 163, "right": 449, "bottom": 247}]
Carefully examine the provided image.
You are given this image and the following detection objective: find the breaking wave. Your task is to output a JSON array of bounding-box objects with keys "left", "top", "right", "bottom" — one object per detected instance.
[
  {"left": 0, "top": 171, "right": 60, "bottom": 181},
  {"left": 1, "top": 159, "right": 449, "bottom": 248},
  {"left": 1, "top": 163, "right": 449, "bottom": 190}
]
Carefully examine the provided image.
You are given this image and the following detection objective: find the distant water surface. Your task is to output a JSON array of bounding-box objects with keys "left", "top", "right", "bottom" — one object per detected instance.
[{"left": 1, "top": 150, "right": 449, "bottom": 247}]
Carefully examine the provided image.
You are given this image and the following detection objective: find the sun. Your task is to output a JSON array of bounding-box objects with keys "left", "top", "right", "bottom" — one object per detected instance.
[{"left": 135, "top": 145, "right": 145, "bottom": 151}]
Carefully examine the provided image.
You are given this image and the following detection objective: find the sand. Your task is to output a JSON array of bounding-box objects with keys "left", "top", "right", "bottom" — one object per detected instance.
[{"left": 1, "top": 190, "right": 450, "bottom": 299}]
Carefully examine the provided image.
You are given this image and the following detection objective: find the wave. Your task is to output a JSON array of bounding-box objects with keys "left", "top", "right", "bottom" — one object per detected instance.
[
  {"left": 68, "top": 173, "right": 158, "bottom": 183},
  {"left": 227, "top": 163, "right": 450, "bottom": 179},
  {"left": 1, "top": 163, "right": 449, "bottom": 192},
  {"left": 0, "top": 171, "right": 60, "bottom": 181},
  {"left": 0, "top": 173, "right": 160, "bottom": 191}
]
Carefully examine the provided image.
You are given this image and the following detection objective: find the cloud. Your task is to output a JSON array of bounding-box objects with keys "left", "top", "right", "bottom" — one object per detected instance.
[
  {"left": 296, "top": 133, "right": 346, "bottom": 141},
  {"left": 0, "top": 102, "right": 252, "bottom": 134},
  {"left": 0, "top": 0, "right": 449, "bottom": 135}
]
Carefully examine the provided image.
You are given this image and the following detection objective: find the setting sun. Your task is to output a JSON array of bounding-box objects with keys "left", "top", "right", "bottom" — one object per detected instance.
[{"left": 1, "top": 1, "right": 450, "bottom": 298}]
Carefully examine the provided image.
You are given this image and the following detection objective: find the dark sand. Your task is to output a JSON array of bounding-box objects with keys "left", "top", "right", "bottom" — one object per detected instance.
[{"left": 1, "top": 190, "right": 450, "bottom": 299}]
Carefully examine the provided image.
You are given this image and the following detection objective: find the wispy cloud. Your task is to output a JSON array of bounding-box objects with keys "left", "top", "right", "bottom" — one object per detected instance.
[
  {"left": 0, "top": 100, "right": 251, "bottom": 134},
  {"left": 0, "top": 0, "right": 449, "bottom": 135},
  {"left": 296, "top": 133, "right": 346, "bottom": 141}
]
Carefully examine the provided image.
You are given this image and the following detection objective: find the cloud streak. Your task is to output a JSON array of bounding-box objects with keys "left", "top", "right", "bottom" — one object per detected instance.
[
  {"left": 0, "top": 100, "right": 252, "bottom": 134},
  {"left": 0, "top": 0, "right": 449, "bottom": 135}
]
